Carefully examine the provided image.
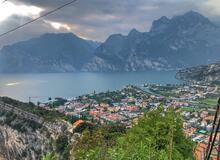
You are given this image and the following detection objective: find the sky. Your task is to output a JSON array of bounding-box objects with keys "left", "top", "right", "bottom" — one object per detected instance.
[{"left": 0, "top": 0, "right": 220, "bottom": 48}]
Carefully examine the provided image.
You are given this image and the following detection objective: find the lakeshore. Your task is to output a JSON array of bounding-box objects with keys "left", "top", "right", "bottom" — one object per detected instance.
[{"left": 0, "top": 71, "right": 180, "bottom": 102}]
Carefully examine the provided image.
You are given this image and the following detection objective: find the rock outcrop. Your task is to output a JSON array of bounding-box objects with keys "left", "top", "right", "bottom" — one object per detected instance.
[
  {"left": 0, "top": 100, "right": 73, "bottom": 160},
  {"left": 176, "top": 62, "right": 220, "bottom": 82}
]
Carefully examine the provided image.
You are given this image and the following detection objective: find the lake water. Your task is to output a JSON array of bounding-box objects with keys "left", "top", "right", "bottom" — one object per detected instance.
[{"left": 0, "top": 71, "right": 181, "bottom": 102}]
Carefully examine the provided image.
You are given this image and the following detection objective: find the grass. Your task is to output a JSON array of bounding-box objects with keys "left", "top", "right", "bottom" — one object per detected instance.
[
  {"left": 200, "top": 98, "right": 218, "bottom": 107},
  {"left": 180, "top": 107, "right": 200, "bottom": 112}
]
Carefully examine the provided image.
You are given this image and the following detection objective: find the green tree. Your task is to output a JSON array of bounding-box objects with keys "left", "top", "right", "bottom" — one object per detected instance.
[
  {"left": 73, "top": 108, "right": 195, "bottom": 160},
  {"left": 73, "top": 125, "right": 126, "bottom": 160},
  {"left": 55, "top": 135, "right": 71, "bottom": 160},
  {"left": 74, "top": 122, "right": 94, "bottom": 133},
  {"left": 42, "top": 152, "right": 58, "bottom": 160},
  {"left": 56, "top": 135, "right": 68, "bottom": 153}
]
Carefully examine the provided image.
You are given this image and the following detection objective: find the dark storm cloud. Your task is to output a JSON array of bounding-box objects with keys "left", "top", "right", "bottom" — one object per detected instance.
[
  {"left": 0, "top": 0, "right": 220, "bottom": 48},
  {"left": 0, "top": 15, "right": 60, "bottom": 47}
]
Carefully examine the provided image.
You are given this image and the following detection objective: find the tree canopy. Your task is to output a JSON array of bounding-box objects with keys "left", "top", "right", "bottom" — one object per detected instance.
[{"left": 72, "top": 108, "right": 195, "bottom": 160}]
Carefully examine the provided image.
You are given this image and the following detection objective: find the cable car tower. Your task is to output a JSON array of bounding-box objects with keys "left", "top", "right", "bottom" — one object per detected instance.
[{"left": 205, "top": 98, "right": 220, "bottom": 160}]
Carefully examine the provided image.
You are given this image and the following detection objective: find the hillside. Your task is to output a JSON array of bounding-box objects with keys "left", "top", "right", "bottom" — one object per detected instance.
[
  {"left": 0, "top": 97, "right": 195, "bottom": 160},
  {"left": 71, "top": 108, "right": 194, "bottom": 160},
  {"left": 176, "top": 62, "right": 220, "bottom": 82},
  {"left": 0, "top": 97, "right": 73, "bottom": 160}
]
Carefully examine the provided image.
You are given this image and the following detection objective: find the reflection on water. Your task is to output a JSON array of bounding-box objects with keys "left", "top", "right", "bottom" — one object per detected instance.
[{"left": 6, "top": 82, "right": 21, "bottom": 86}]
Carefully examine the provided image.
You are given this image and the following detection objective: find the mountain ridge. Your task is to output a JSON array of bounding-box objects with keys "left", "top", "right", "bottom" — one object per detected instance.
[
  {"left": 1, "top": 11, "right": 220, "bottom": 72},
  {"left": 83, "top": 10, "right": 220, "bottom": 72},
  {"left": 0, "top": 32, "right": 100, "bottom": 73}
]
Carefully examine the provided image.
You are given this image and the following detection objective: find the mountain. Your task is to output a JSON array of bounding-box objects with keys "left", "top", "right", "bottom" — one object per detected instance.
[
  {"left": 83, "top": 11, "right": 220, "bottom": 71},
  {"left": 1, "top": 11, "right": 220, "bottom": 73},
  {"left": 0, "top": 33, "right": 99, "bottom": 73},
  {"left": 176, "top": 62, "right": 220, "bottom": 82}
]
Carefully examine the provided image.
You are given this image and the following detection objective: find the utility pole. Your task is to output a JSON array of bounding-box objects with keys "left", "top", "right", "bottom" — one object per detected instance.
[
  {"left": 217, "top": 136, "right": 220, "bottom": 160},
  {"left": 205, "top": 98, "right": 220, "bottom": 160},
  {"left": 169, "top": 125, "right": 174, "bottom": 160}
]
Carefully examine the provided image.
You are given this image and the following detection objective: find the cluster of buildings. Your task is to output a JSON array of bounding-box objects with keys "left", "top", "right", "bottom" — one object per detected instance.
[
  {"left": 144, "top": 83, "right": 220, "bottom": 160},
  {"left": 39, "top": 82, "right": 220, "bottom": 159},
  {"left": 52, "top": 86, "right": 155, "bottom": 127},
  {"left": 182, "top": 108, "right": 220, "bottom": 160}
]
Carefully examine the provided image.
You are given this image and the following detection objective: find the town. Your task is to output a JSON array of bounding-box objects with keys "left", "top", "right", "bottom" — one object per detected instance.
[{"left": 39, "top": 82, "right": 220, "bottom": 159}]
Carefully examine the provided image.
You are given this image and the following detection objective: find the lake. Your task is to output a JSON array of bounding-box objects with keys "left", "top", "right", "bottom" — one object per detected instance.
[{"left": 0, "top": 71, "right": 181, "bottom": 102}]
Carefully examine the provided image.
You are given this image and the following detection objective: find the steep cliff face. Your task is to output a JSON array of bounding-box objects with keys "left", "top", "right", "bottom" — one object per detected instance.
[
  {"left": 0, "top": 125, "right": 53, "bottom": 160},
  {"left": 0, "top": 100, "right": 73, "bottom": 160},
  {"left": 84, "top": 11, "right": 220, "bottom": 71}
]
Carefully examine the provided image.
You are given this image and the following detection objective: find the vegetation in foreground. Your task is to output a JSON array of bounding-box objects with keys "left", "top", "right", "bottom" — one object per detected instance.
[
  {"left": 0, "top": 97, "right": 71, "bottom": 122},
  {"left": 0, "top": 96, "right": 195, "bottom": 159},
  {"left": 71, "top": 107, "right": 195, "bottom": 160}
]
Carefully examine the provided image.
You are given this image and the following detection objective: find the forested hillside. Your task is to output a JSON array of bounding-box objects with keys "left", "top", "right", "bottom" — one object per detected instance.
[{"left": 71, "top": 108, "right": 195, "bottom": 160}]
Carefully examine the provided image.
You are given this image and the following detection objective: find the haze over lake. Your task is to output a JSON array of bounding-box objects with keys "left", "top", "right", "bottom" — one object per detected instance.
[{"left": 0, "top": 71, "right": 181, "bottom": 102}]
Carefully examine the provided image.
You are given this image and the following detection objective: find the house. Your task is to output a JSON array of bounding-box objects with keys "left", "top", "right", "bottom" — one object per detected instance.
[
  {"left": 72, "top": 120, "right": 85, "bottom": 128},
  {"left": 194, "top": 143, "right": 206, "bottom": 160}
]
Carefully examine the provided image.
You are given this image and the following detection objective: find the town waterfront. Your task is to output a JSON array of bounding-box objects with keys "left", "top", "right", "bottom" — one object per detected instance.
[{"left": 0, "top": 71, "right": 181, "bottom": 102}]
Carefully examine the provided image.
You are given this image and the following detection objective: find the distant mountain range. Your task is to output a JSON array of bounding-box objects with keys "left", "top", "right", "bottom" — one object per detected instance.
[
  {"left": 0, "top": 33, "right": 99, "bottom": 73},
  {"left": 1, "top": 11, "right": 220, "bottom": 73},
  {"left": 176, "top": 62, "right": 220, "bottom": 82}
]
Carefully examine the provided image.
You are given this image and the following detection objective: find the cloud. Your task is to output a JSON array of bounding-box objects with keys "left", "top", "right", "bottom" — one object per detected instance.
[
  {"left": 201, "top": 0, "right": 220, "bottom": 16},
  {"left": 44, "top": 20, "right": 72, "bottom": 31},
  {"left": 0, "top": 15, "right": 55, "bottom": 48},
  {"left": 138, "top": 6, "right": 159, "bottom": 11},
  {"left": 0, "top": 0, "right": 43, "bottom": 22}
]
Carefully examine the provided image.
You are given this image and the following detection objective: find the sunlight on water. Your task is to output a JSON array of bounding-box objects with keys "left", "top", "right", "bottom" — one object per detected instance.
[
  {"left": 0, "top": 71, "right": 181, "bottom": 102},
  {"left": 5, "top": 82, "right": 21, "bottom": 86}
]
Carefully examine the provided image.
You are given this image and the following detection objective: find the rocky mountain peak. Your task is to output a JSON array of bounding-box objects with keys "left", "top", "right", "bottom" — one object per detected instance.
[
  {"left": 171, "top": 10, "right": 216, "bottom": 29},
  {"left": 150, "top": 11, "right": 217, "bottom": 34},
  {"left": 104, "top": 34, "right": 125, "bottom": 45},
  {"left": 128, "top": 28, "right": 140, "bottom": 37},
  {"left": 182, "top": 10, "right": 208, "bottom": 20},
  {"left": 150, "top": 16, "right": 170, "bottom": 33}
]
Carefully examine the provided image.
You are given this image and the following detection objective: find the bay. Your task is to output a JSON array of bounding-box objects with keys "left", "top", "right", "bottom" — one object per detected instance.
[{"left": 0, "top": 71, "right": 181, "bottom": 102}]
